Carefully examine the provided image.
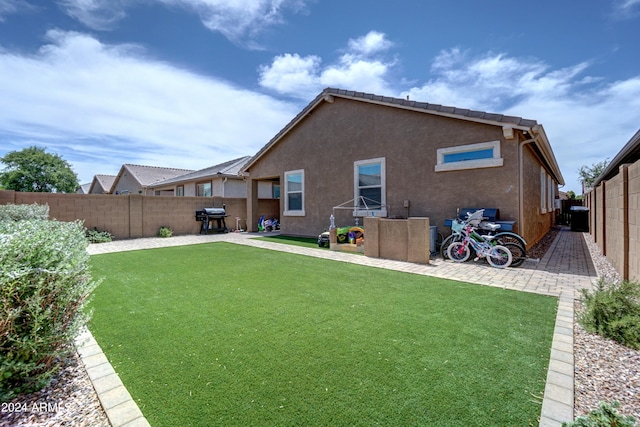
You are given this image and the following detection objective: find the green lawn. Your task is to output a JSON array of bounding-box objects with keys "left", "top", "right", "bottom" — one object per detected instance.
[
  {"left": 254, "top": 234, "right": 327, "bottom": 249},
  {"left": 89, "top": 243, "right": 557, "bottom": 426}
]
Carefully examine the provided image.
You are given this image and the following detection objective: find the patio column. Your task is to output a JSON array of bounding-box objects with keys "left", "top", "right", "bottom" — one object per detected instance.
[{"left": 246, "top": 178, "right": 260, "bottom": 232}]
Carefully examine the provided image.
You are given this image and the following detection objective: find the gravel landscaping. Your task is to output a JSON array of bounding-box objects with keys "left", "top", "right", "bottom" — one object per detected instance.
[{"left": 2, "top": 230, "right": 638, "bottom": 426}]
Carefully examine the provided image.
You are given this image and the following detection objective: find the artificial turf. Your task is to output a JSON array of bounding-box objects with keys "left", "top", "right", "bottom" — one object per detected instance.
[{"left": 88, "top": 242, "right": 557, "bottom": 426}]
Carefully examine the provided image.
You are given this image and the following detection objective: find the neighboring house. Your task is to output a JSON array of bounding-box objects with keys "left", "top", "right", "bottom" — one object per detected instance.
[
  {"left": 150, "top": 156, "right": 254, "bottom": 197},
  {"left": 243, "top": 88, "right": 564, "bottom": 248},
  {"left": 77, "top": 183, "right": 91, "bottom": 194},
  {"left": 88, "top": 174, "right": 117, "bottom": 194},
  {"left": 587, "top": 128, "right": 640, "bottom": 280},
  {"left": 111, "top": 164, "right": 194, "bottom": 195}
]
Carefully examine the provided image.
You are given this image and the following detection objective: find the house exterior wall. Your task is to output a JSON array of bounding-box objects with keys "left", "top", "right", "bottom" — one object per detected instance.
[
  {"left": 152, "top": 177, "right": 247, "bottom": 198},
  {"left": 113, "top": 172, "right": 143, "bottom": 195},
  {"left": 248, "top": 97, "right": 550, "bottom": 243},
  {"left": 521, "top": 144, "right": 557, "bottom": 247},
  {"left": 0, "top": 190, "right": 274, "bottom": 239}
]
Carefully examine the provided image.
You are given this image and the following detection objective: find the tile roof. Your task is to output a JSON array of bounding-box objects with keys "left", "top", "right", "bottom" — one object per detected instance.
[
  {"left": 593, "top": 128, "right": 640, "bottom": 186},
  {"left": 152, "top": 156, "right": 251, "bottom": 187},
  {"left": 332, "top": 88, "right": 538, "bottom": 127},
  {"left": 121, "top": 164, "right": 194, "bottom": 187}
]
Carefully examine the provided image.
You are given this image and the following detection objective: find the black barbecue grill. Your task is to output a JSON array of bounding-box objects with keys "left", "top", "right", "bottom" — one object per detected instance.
[{"left": 196, "top": 206, "right": 228, "bottom": 234}]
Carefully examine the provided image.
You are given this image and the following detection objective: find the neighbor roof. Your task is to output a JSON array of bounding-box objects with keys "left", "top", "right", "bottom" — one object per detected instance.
[
  {"left": 244, "top": 87, "right": 564, "bottom": 185},
  {"left": 593, "top": 128, "right": 640, "bottom": 186},
  {"left": 88, "top": 174, "right": 117, "bottom": 194},
  {"left": 152, "top": 156, "right": 251, "bottom": 187},
  {"left": 111, "top": 164, "right": 194, "bottom": 192}
]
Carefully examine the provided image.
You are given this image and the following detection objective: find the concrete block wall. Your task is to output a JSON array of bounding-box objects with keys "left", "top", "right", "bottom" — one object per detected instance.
[
  {"left": 0, "top": 190, "right": 280, "bottom": 240},
  {"left": 588, "top": 161, "right": 640, "bottom": 281},
  {"left": 629, "top": 162, "right": 640, "bottom": 280}
]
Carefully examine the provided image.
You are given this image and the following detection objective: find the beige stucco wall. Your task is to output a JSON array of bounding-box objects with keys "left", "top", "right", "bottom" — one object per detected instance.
[{"left": 247, "top": 97, "right": 550, "bottom": 243}]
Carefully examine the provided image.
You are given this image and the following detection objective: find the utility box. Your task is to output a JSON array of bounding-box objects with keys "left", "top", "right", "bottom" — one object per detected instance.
[{"left": 570, "top": 206, "right": 589, "bottom": 232}]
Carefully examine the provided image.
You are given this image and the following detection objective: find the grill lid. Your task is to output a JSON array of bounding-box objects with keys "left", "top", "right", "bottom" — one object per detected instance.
[{"left": 203, "top": 207, "right": 226, "bottom": 215}]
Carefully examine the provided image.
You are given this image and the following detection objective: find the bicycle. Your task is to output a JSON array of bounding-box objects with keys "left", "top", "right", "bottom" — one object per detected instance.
[
  {"left": 440, "top": 209, "right": 527, "bottom": 266},
  {"left": 446, "top": 221, "right": 512, "bottom": 268}
]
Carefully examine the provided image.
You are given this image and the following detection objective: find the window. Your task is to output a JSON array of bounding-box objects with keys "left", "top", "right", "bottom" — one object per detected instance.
[
  {"left": 196, "top": 181, "right": 212, "bottom": 197},
  {"left": 354, "top": 158, "right": 387, "bottom": 217},
  {"left": 540, "top": 167, "right": 547, "bottom": 213},
  {"left": 548, "top": 174, "right": 554, "bottom": 212},
  {"left": 176, "top": 185, "right": 184, "bottom": 197},
  {"left": 273, "top": 184, "right": 280, "bottom": 199},
  {"left": 284, "top": 170, "right": 304, "bottom": 216},
  {"left": 435, "top": 140, "right": 503, "bottom": 172}
]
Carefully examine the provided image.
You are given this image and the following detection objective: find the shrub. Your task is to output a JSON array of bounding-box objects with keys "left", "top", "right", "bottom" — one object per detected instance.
[
  {"left": 0, "top": 203, "right": 49, "bottom": 222},
  {"left": 578, "top": 279, "right": 640, "bottom": 350},
  {"left": 86, "top": 227, "right": 114, "bottom": 243},
  {"left": 0, "top": 219, "right": 99, "bottom": 401},
  {"left": 562, "top": 400, "right": 636, "bottom": 426},
  {"left": 158, "top": 226, "right": 173, "bottom": 238}
]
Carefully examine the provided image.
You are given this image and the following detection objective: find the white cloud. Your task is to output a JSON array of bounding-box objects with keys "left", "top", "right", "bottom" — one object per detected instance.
[
  {"left": 259, "top": 31, "right": 395, "bottom": 98},
  {"left": 58, "top": 0, "right": 127, "bottom": 30},
  {"left": 258, "top": 53, "right": 321, "bottom": 97},
  {"left": 614, "top": 0, "right": 640, "bottom": 17},
  {"left": 0, "top": 30, "right": 299, "bottom": 182},
  {"left": 0, "top": 0, "right": 33, "bottom": 22},
  {"left": 347, "top": 31, "right": 393, "bottom": 56},
  {"left": 57, "top": 0, "right": 309, "bottom": 45},
  {"left": 403, "top": 50, "right": 640, "bottom": 192}
]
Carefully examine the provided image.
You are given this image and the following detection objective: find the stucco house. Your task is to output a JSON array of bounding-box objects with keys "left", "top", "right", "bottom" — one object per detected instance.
[
  {"left": 243, "top": 88, "right": 564, "bottom": 249},
  {"left": 149, "top": 156, "right": 253, "bottom": 197},
  {"left": 111, "top": 164, "right": 194, "bottom": 195},
  {"left": 87, "top": 174, "right": 117, "bottom": 194}
]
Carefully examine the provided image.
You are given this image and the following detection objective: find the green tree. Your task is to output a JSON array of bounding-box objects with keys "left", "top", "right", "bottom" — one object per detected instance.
[
  {"left": 0, "top": 146, "right": 79, "bottom": 193},
  {"left": 578, "top": 159, "right": 610, "bottom": 189},
  {"left": 566, "top": 190, "right": 576, "bottom": 200}
]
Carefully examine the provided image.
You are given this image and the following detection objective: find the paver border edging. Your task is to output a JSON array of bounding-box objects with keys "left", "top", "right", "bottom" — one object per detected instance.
[{"left": 75, "top": 329, "right": 151, "bottom": 427}]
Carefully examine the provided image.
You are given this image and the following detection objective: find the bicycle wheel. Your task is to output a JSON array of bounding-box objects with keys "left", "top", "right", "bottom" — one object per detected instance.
[
  {"left": 486, "top": 244, "right": 512, "bottom": 268},
  {"left": 494, "top": 232, "right": 526, "bottom": 251},
  {"left": 447, "top": 242, "right": 471, "bottom": 263},
  {"left": 502, "top": 242, "right": 526, "bottom": 267},
  {"left": 440, "top": 234, "right": 463, "bottom": 259}
]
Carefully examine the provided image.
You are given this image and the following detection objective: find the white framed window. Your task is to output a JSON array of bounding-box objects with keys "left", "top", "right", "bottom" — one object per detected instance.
[
  {"left": 354, "top": 157, "right": 387, "bottom": 217},
  {"left": 284, "top": 170, "right": 305, "bottom": 216},
  {"left": 540, "top": 167, "right": 547, "bottom": 213},
  {"left": 435, "top": 140, "right": 503, "bottom": 172},
  {"left": 548, "top": 173, "right": 554, "bottom": 212},
  {"left": 196, "top": 181, "right": 212, "bottom": 197}
]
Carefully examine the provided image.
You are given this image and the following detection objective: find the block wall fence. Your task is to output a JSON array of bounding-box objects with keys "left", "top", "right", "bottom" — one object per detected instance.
[
  {"left": 0, "top": 190, "right": 279, "bottom": 240},
  {"left": 585, "top": 160, "right": 640, "bottom": 281}
]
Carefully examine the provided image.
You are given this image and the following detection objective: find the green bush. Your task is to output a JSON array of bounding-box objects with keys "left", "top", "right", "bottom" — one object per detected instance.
[
  {"left": 158, "top": 226, "right": 173, "bottom": 238},
  {"left": 0, "top": 203, "right": 49, "bottom": 221},
  {"left": 0, "top": 219, "right": 99, "bottom": 401},
  {"left": 578, "top": 279, "right": 640, "bottom": 350},
  {"left": 562, "top": 401, "right": 636, "bottom": 426},
  {"left": 86, "top": 227, "right": 114, "bottom": 243}
]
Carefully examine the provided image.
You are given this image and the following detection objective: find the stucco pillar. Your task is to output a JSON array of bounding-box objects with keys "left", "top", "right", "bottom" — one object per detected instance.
[
  {"left": 407, "top": 217, "right": 430, "bottom": 264},
  {"left": 363, "top": 217, "right": 380, "bottom": 258},
  {"left": 246, "top": 178, "right": 260, "bottom": 232}
]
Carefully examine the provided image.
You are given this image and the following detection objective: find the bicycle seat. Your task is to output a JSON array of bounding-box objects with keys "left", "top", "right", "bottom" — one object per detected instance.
[{"left": 480, "top": 222, "right": 501, "bottom": 232}]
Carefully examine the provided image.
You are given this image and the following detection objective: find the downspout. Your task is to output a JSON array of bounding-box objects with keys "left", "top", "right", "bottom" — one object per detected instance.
[
  {"left": 222, "top": 177, "right": 228, "bottom": 198},
  {"left": 519, "top": 130, "right": 540, "bottom": 244}
]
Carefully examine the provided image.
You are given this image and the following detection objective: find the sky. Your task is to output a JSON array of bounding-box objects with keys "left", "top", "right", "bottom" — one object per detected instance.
[{"left": 0, "top": 0, "right": 639, "bottom": 193}]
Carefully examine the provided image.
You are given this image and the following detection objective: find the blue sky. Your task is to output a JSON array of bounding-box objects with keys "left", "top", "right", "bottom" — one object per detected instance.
[{"left": 0, "top": 0, "right": 639, "bottom": 193}]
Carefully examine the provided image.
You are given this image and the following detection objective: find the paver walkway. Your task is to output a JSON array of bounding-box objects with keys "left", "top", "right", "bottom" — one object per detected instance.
[{"left": 83, "top": 227, "right": 598, "bottom": 427}]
